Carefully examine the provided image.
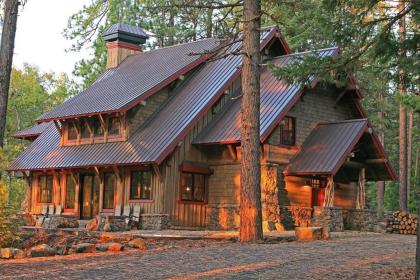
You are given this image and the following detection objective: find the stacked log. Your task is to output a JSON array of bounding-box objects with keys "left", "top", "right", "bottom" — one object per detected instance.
[{"left": 385, "top": 211, "right": 417, "bottom": 235}]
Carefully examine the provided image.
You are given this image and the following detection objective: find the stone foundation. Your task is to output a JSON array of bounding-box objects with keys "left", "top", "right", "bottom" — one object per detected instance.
[
  {"left": 206, "top": 205, "right": 240, "bottom": 230},
  {"left": 279, "top": 206, "right": 313, "bottom": 230},
  {"left": 139, "top": 214, "right": 170, "bottom": 230},
  {"left": 97, "top": 215, "right": 127, "bottom": 232},
  {"left": 342, "top": 209, "right": 378, "bottom": 231},
  {"left": 44, "top": 215, "right": 79, "bottom": 229},
  {"left": 312, "top": 206, "right": 344, "bottom": 232}
]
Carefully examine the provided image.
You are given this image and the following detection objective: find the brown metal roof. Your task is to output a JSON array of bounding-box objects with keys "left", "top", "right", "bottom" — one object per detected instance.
[
  {"left": 193, "top": 47, "right": 339, "bottom": 144},
  {"left": 285, "top": 119, "right": 368, "bottom": 176},
  {"left": 36, "top": 38, "right": 221, "bottom": 122},
  {"left": 13, "top": 122, "right": 50, "bottom": 139},
  {"left": 9, "top": 27, "right": 280, "bottom": 171}
]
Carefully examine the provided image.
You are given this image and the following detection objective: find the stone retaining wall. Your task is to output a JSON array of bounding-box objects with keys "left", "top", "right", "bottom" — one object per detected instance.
[
  {"left": 312, "top": 206, "right": 344, "bottom": 232},
  {"left": 279, "top": 206, "right": 313, "bottom": 230},
  {"left": 97, "top": 215, "right": 127, "bottom": 231},
  {"left": 342, "top": 209, "right": 378, "bottom": 231},
  {"left": 139, "top": 214, "right": 170, "bottom": 230},
  {"left": 44, "top": 215, "right": 79, "bottom": 229}
]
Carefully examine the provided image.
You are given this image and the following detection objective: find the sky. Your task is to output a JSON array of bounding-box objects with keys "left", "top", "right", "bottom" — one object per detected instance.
[{"left": 13, "top": 0, "right": 91, "bottom": 77}]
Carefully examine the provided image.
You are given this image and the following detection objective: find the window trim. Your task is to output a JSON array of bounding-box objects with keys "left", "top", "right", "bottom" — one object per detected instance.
[
  {"left": 35, "top": 174, "right": 54, "bottom": 205},
  {"left": 102, "top": 172, "right": 117, "bottom": 211},
  {"left": 128, "top": 169, "right": 153, "bottom": 202},
  {"left": 178, "top": 171, "right": 208, "bottom": 205},
  {"left": 278, "top": 116, "right": 296, "bottom": 147}
]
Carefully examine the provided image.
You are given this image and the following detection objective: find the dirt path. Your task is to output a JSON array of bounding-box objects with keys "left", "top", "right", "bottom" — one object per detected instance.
[{"left": 0, "top": 234, "right": 415, "bottom": 280}]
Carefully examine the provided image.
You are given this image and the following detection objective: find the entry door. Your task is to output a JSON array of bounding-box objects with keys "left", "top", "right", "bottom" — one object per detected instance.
[
  {"left": 311, "top": 187, "right": 325, "bottom": 207},
  {"left": 80, "top": 174, "right": 100, "bottom": 219}
]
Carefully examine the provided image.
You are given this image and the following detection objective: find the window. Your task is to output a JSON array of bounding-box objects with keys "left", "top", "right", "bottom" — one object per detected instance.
[
  {"left": 103, "top": 173, "right": 116, "bottom": 209},
  {"left": 310, "top": 178, "right": 325, "bottom": 189},
  {"left": 65, "top": 175, "right": 76, "bottom": 209},
  {"left": 92, "top": 117, "right": 104, "bottom": 137},
  {"left": 279, "top": 117, "right": 295, "bottom": 146},
  {"left": 38, "top": 175, "right": 53, "bottom": 203},
  {"left": 130, "top": 171, "right": 152, "bottom": 200},
  {"left": 67, "top": 121, "right": 78, "bottom": 140},
  {"left": 108, "top": 116, "right": 121, "bottom": 136},
  {"left": 180, "top": 172, "right": 206, "bottom": 202},
  {"left": 80, "top": 119, "right": 92, "bottom": 139}
]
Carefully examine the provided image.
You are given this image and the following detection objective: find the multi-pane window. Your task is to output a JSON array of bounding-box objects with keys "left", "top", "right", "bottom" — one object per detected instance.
[
  {"left": 180, "top": 172, "right": 206, "bottom": 202},
  {"left": 80, "top": 119, "right": 91, "bottom": 139},
  {"left": 130, "top": 171, "right": 152, "bottom": 200},
  {"left": 67, "top": 121, "right": 78, "bottom": 140},
  {"left": 65, "top": 175, "right": 76, "bottom": 209},
  {"left": 279, "top": 117, "right": 295, "bottom": 146},
  {"left": 38, "top": 175, "right": 53, "bottom": 203},
  {"left": 108, "top": 116, "right": 121, "bottom": 136},
  {"left": 92, "top": 117, "right": 104, "bottom": 137},
  {"left": 103, "top": 173, "right": 116, "bottom": 209}
]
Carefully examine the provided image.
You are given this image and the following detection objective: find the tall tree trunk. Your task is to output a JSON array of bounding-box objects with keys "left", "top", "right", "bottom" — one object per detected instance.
[
  {"left": 239, "top": 0, "right": 263, "bottom": 242},
  {"left": 0, "top": 0, "right": 19, "bottom": 148},
  {"left": 398, "top": 0, "right": 407, "bottom": 211},
  {"left": 407, "top": 109, "right": 413, "bottom": 208},
  {"left": 376, "top": 91, "right": 385, "bottom": 216},
  {"left": 205, "top": 7, "right": 213, "bottom": 38}
]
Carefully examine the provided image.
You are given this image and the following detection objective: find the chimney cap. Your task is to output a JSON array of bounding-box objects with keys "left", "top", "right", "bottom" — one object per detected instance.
[{"left": 103, "top": 23, "right": 149, "bottom": 45}]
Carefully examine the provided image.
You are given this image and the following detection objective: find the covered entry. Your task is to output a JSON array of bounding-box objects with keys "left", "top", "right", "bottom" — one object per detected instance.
[
  {"left": 285, "top": 119, "right": 396, "bottom": 208},
  {"left": 80, "top": 173, "right": 100, "bottom": 219}
]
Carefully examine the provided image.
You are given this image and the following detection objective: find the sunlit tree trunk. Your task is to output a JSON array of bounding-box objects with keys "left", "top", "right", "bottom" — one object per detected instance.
[
  {"left": 376, "top": 92, "right": 385, "bottom": 216},
  {"left": 407, "top": 109, "right": 413, "bottom": 208},
  {"left": 0, "top": 0, "right": 19, "bottom": 148},
  {"left": 398, "top": 0, "right": 407, "bottom": 211},
  {"left": 240, "top": 0, "right": 263, "bottom": 242}
]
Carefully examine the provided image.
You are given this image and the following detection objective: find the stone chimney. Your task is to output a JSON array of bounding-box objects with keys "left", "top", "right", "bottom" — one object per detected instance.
[{"left": 103, "top": 23, "right": 149, "bottom": 69}]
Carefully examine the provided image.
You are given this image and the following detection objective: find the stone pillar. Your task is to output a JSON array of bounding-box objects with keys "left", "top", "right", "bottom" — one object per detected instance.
[{"left": 261, "top": 164, "right": 282, "bottom": 231}]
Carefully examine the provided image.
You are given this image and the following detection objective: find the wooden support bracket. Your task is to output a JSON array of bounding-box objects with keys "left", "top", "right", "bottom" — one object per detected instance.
[
  {"left": 112, "top": 166, "right": 122, "bottom": 182},
  {"left": 53, "top": 120, "right": 63, "bottom": 136},
  {"left": 228, "top": 144, "right": 237, "bottom": 161},
  {"left": 70, "top": 171, "right": 78, "bottom": 185}
]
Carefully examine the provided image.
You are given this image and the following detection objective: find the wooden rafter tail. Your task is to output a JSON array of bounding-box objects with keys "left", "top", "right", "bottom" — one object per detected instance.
[
  {"left": 113, "top": 165, "right": 122, "bottom": 182},
  {"left": 228, "top": 144, "right": 237, "bottom": 161},
  {"left": 70, "top": 170, "right": 78, "bottom": 185}
]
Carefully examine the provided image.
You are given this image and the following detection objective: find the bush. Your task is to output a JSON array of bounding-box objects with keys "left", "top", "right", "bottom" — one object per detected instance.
[{"left": 0, "top": 204, "right": 24, "bottom": 248}]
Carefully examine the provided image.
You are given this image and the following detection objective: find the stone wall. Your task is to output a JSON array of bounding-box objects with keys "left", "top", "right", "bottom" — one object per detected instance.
[
  {"left": 206, "top": 205, "right": 240, "bottom": 230},
  {"left": 342, "top": 209, "right": 378, "bottom": 231},
  {"left": 97, "top": 214, "right": 127, "bottom": 231},
  {"left": 278, "top": 206, "right": 313, "bottom": 230},
  {"left": 44, "top": 215, "right": 79, "bottom": 229},
  {"left": 312, "top": 206, "right": 344, "bottom": 232},
  {"left": 139, "top": 214, "right": 170, "bottom": 230}
]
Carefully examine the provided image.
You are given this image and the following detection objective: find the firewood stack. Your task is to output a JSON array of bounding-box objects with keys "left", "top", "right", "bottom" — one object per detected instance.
[{"left": 385, "top": 211, "right": 418, "bottom": 235}]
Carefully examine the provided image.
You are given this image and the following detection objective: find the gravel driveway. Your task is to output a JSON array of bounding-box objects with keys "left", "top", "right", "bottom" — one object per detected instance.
[{"left": 0, "top": 234, "right": 415, "bottom": 280}]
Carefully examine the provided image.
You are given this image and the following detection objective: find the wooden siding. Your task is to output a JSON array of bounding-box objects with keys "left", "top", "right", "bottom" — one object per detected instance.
[{"left": 280, "top": 176, "right": 312, "bottom": 207}]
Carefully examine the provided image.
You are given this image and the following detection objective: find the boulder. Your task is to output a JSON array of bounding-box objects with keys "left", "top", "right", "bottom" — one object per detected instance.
[
  {"left": 54, "top": 245, "right": 69, "bottom": 255},
  {"left": 72, "top": 243, "right": 96, "bottom": 253},
  {"left": 28, "top": 244, "right": 56, "bottom": 257},
  {"left": 295, "top": 227, "right": 322, "bottom": 241},
  {"left": 127, "top": 238, "right": 147, "bottom": 250},
  {"left": 98, "top": 232, "right": 131, "bottom": 243},
  {"left": 85, "top": 217, "right": 99, "bottom": 231},
  {"left": 95, "top": 243, "right": 124, "bottom": 252},
  {"left": 275, "top": 222, "right": 285, "bottom": 232},
  {"left": 262, "top": 221, "right": 276, "bottom": 232},
  {"left": 0, "top": 248, "right": 25, "bottom": 259}
]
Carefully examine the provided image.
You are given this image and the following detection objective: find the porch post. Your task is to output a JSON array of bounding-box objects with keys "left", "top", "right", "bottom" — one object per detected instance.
[
  {"left": 323, "top": 176, "right": 334, "bottom": 207},
  {"left": 356, "top": 167, "right": 366, "bottom": 209}
]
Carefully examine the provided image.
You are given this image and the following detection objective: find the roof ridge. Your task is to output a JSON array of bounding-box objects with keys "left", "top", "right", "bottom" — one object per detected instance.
[
  {"left": 317, "top": 118, "right": 368, "bottom": 126},
  {"left": 142, "top": 37, "right": 219, "bottom": 53},
  {"left": 271, "top": 46, "right": 339, "bottom": 60}
]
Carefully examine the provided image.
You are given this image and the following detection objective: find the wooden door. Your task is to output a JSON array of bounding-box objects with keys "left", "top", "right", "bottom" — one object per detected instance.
[
  {"left": 311, "top": 187, "right": 325, "bottom": 207},
  {"left": 80, "top": 174, "right": 100, "bottom": 219}
]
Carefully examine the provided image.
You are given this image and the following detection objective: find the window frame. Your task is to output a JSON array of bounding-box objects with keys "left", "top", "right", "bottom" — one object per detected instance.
[
  {"left": 278, "top": 116, "right": 296, "bottom": 147},
  {"left": 107, "top": 116, "right": 122, "bottom": 138},
  {"left": 128, "top": 170, "right": 153, "bottom": 202},
  {"left": 102, "top": 172, "right": 116, "bottom": 211},
  {"left": 36, "top": 174, "right": 54, "bottom": 204},
  {"left": 178, "top": 171, "right": 208, "bottom": 205},
  {"left": 66, "top": 120, "right": 79, "bottom": 142}
]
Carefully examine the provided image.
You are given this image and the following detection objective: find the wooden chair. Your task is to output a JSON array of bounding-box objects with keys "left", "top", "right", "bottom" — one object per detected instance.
[
  {"left": 114, "top": 205, "right": 122, "bottom": 216},
  {"left": 122, "top": 205, "right": 132, "bottom": 229},
  {"left": 36, "top": 205, "right": 49, "bottom": 226},
  {"left": 132, "top": 204, "right": 141, "bottom": 228},
  {"left": 54, "top": 205, "right": 62, "bottom": 216}
]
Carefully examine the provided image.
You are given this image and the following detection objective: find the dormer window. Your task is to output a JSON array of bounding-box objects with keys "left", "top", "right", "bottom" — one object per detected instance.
[
  {"left": 108, "top": 116, "right": 121, "bottom": 136},
  {"left": 62, "top": 114, "right": 125, "bottom": 146},
  {"left": 67, "top": 121, "right": 78, "bottom": 141}
]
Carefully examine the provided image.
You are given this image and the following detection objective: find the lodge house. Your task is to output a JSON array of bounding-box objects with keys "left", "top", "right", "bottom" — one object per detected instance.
[{"left": 9, "top": 24, "right": 396, "bottom": 231}]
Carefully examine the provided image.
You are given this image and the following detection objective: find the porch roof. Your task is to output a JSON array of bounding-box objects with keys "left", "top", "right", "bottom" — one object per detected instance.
[
  {"left": 13, "top": 122, "right": 50, "bottom": 139},
  {"left": 284, "top": 119, "right": 396, "bottom": 181}
]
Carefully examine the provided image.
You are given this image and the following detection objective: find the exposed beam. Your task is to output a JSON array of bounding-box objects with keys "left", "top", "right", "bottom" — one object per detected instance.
[
  {"left": 365, "top": 158, "right": 387, "bottom": 164},
  {"left": 153, "top": 164, "right": 163, "bottom": 182},
  {"left": 98, "top": 113, "right": 106, "bottom": 130},
  {"left": 53, "top": 120, "right": 62, "bottom": 135},
  {"left": 70, "top": 171, "right": 78, "bottom": 185},
  {"left": 228, "top": 144, "right": 237, "bottom": 161},
  {"left": 334, "top": 89, "right": 348, "bottom": 107},
  {"left": 112, "top": 165, "right": 122, "bottom": 182}
]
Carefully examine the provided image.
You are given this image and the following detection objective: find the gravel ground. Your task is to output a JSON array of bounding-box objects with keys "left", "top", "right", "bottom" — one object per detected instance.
[{"left": 0, "top": 233, "right": 415, "bottom": 280}]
